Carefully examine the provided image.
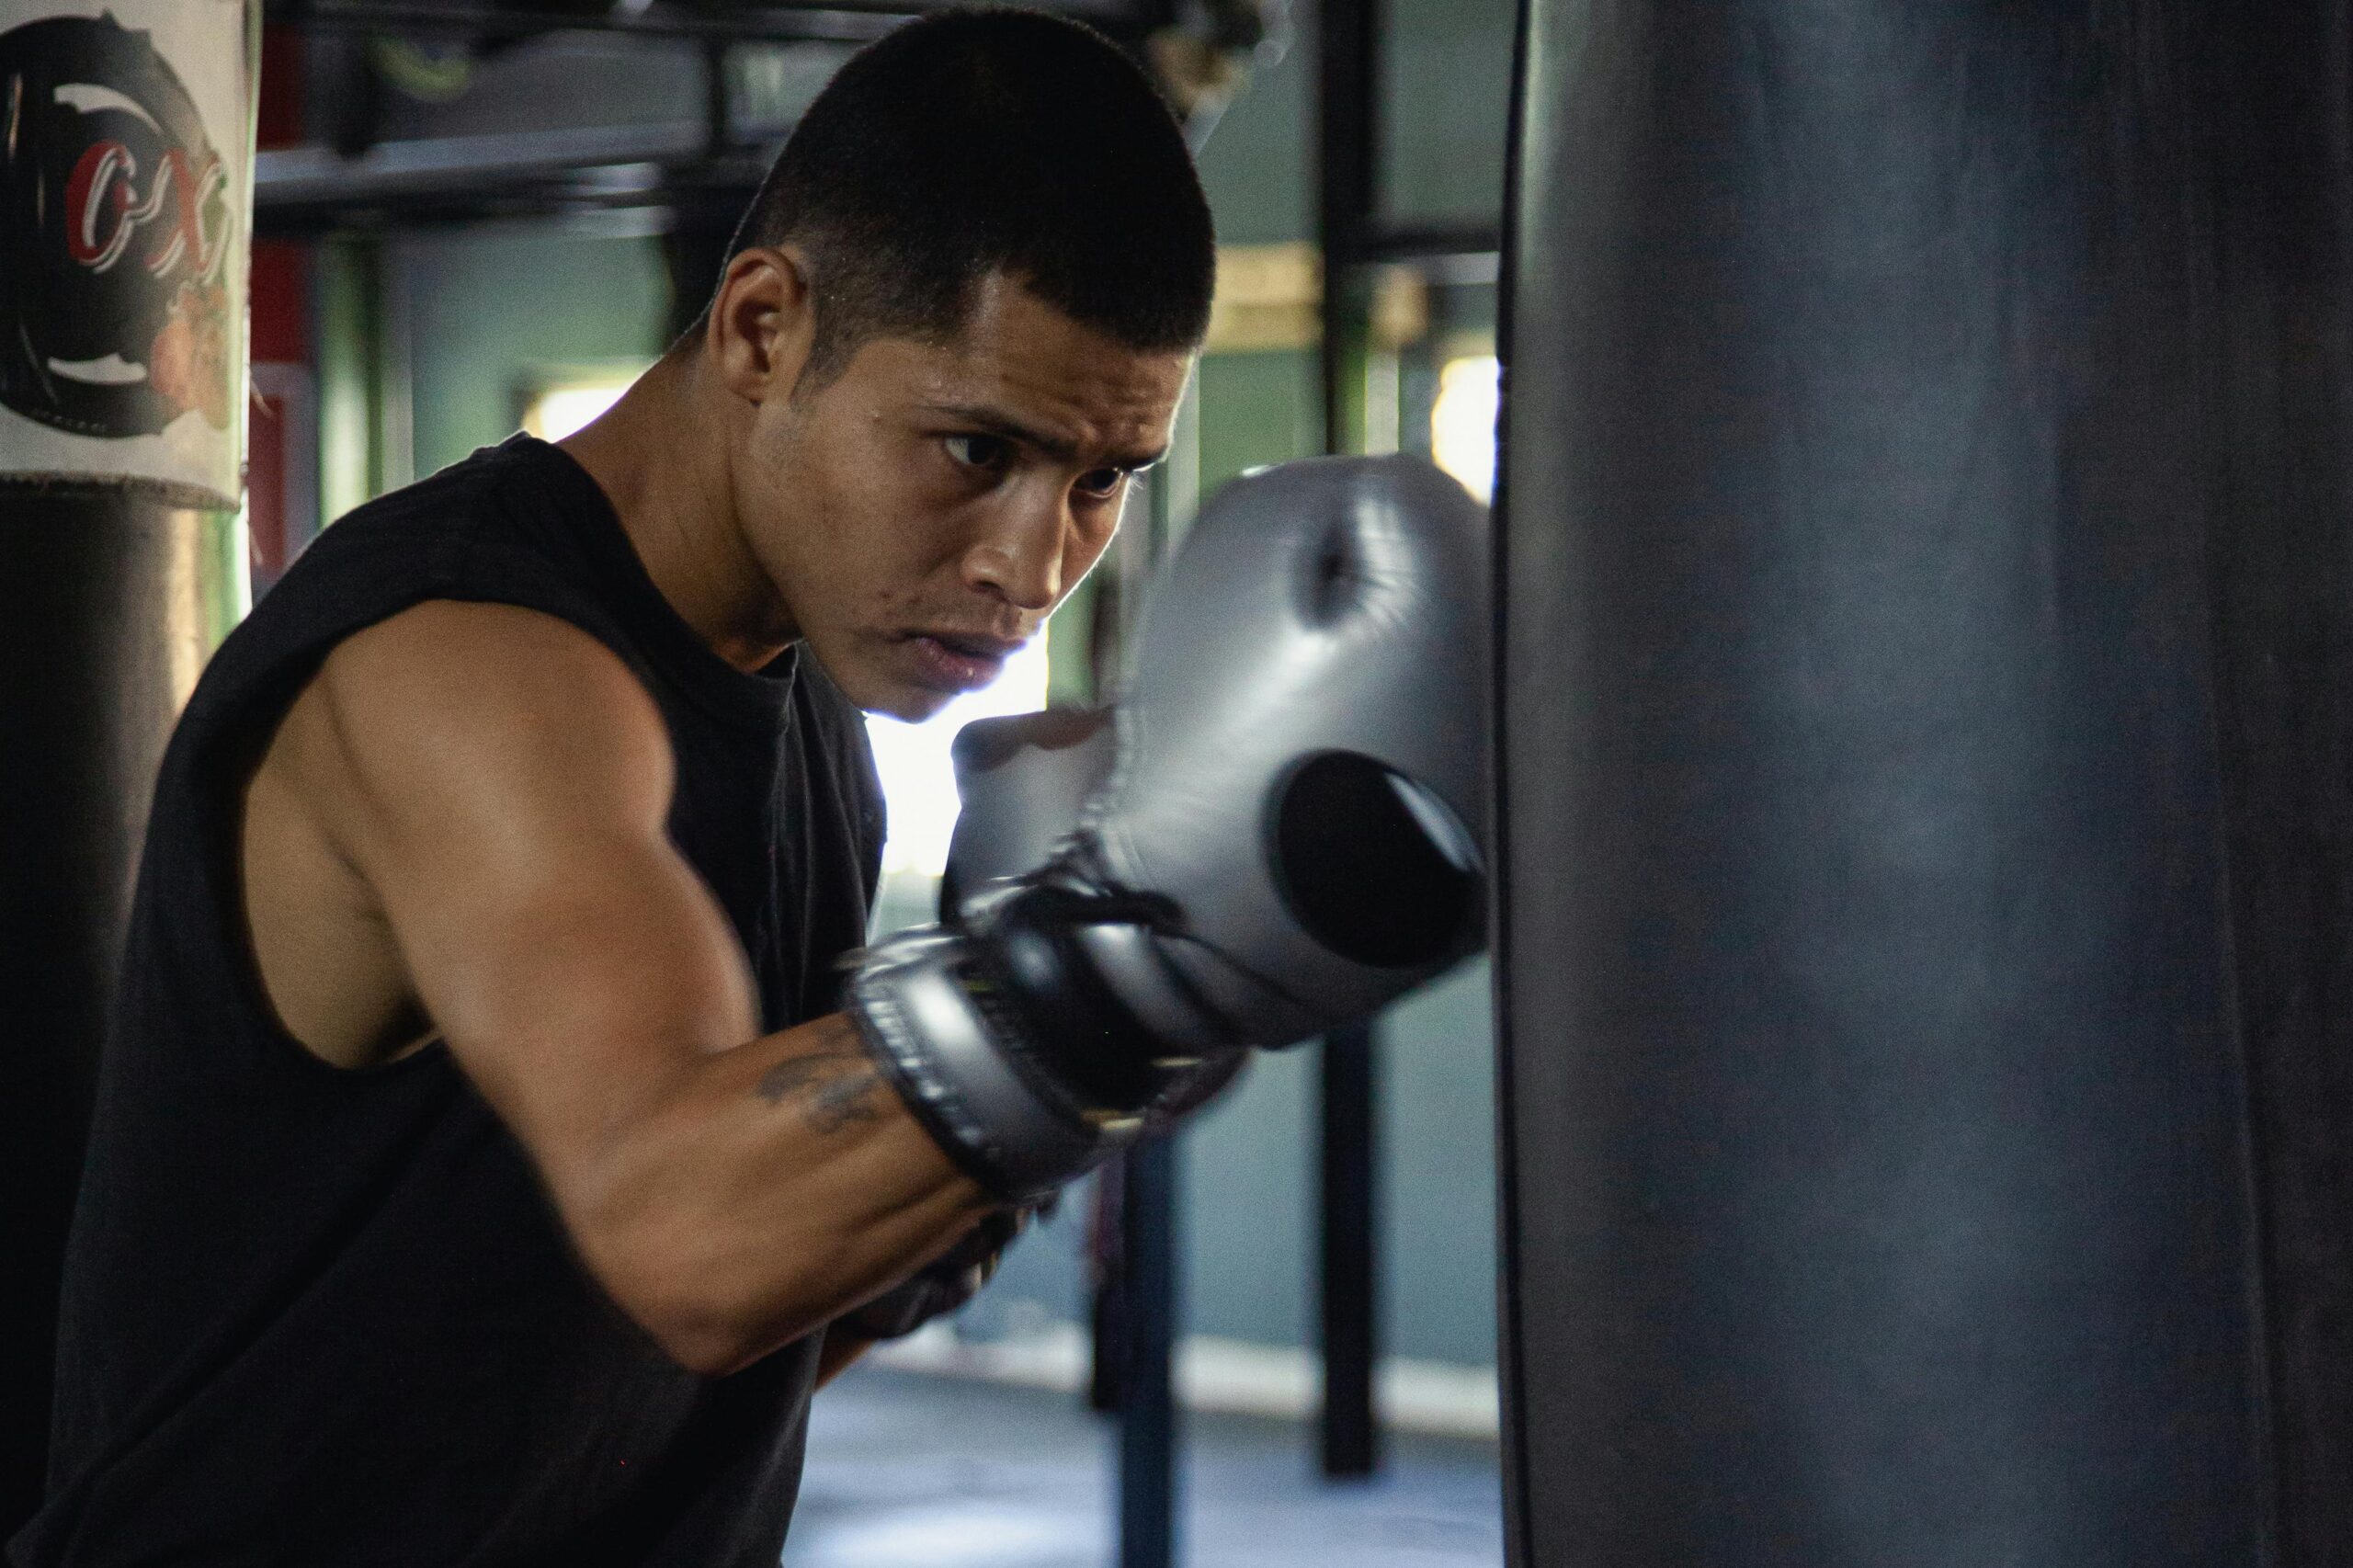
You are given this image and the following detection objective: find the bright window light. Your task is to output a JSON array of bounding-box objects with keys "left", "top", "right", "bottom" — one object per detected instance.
[
  {"left": 866, "top": 633, "right": 1053, "bottom": 879},
  {"left": 522, "top": 379, "right": 637, "bottom": 442},
  {"left": 1430, "top": 354, "right": 1501, "bottom": 503}
]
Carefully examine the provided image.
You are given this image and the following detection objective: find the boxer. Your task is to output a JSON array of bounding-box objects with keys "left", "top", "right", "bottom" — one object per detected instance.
[{"left": 16, "top": 13, "right": 1480, "bottom": 1568}]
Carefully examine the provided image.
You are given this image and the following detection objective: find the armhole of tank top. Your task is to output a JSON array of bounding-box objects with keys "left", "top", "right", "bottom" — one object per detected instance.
[
  {"left": 190, "top": 532, "right": 657, "bottom": 1085},
  {"left": 191, "top": 615, "right": 456, "bottom": 1085}
]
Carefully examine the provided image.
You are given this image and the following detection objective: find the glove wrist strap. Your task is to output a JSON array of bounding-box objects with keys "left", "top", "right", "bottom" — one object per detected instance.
[{"left": 844, "top": 926, "right": 1142, "bottom": 1203}]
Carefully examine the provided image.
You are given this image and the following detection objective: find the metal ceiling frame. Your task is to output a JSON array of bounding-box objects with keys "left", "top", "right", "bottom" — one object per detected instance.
[{"left": 252, "top": 0, "right": 1253, "bottom": 237}]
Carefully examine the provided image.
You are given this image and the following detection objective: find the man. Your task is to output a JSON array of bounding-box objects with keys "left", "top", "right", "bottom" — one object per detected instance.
[{"left": 14, "top": 12, "right": 1212, "bottom": 1563}]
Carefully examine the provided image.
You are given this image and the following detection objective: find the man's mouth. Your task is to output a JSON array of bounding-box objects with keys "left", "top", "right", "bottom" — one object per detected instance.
[{"left": 901, "top": 630, "right": 1023, "bottom": 692}]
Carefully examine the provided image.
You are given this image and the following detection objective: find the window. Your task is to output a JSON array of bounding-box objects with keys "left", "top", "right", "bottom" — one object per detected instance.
[
  {"left": 866, "top": 633, "right": 1052, "bottom": 881},
  {"left": 517, "top": 366, "right": 645, "bottom": 442},
  {"left": 1429, "top": 353, "right": 1500, "bottom": 503}
]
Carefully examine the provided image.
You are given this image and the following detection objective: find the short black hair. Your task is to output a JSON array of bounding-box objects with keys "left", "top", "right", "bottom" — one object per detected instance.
[{"left": 719, "top": 8, "right": 1216, "bottom": 381}]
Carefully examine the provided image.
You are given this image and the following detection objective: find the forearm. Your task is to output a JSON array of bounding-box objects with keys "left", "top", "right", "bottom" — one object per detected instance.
[{"left": 563, "top": 1013, "right": 990, "bottom": 1376}]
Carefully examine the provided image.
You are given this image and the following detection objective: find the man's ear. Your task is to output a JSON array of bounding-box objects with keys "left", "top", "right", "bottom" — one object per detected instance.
[{"left": 707, "top": 245, "right": 817, "bottom": 405}]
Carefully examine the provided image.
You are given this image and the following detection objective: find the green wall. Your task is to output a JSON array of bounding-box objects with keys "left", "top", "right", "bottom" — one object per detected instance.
[
  {"left": 403, "top": 228, "right": 671, "bottom": 483},
  {"left": 1380, "top": 0, "right": 1518, "bottom": 230}
]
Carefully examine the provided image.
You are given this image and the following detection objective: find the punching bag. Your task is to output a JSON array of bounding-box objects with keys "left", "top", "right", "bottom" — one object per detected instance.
[
  {"left": 0, "top": 0, "right": 254, "bottom": 1531},
  {"left": 1497, "top": 3, "right": 2352, "bottom": 1564}
]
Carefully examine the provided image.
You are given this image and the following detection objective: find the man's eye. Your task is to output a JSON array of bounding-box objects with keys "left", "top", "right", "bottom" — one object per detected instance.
[
  {"left": 945, "top": 434, "right": 1011, "bottom": 472},
  {"left": 1074, "top": 467, "right": 1125, "bottom": 499}
]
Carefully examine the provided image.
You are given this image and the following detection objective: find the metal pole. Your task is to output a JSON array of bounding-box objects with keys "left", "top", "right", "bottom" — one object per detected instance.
[
  {"left": 1313, "top": 0, "right": 1381, "bottom": 1483},
  {"left": 1108, "top": 443, "right": 1192, "bottom": 1568},
  {"left": 1315, "top": 0, "right": 1376, "bottom": 459},
  {"left": 1117, "top": 1138, "right": 1180, "bottom": 1568},
  {"left": 1316, "top": 1021, "right": 1379, "bottom": 1478}
]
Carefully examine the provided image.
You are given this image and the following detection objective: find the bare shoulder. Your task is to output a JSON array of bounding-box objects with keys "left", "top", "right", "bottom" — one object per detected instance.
[{"left": 300, "top": 599, "right": 675, "bottom": 856}]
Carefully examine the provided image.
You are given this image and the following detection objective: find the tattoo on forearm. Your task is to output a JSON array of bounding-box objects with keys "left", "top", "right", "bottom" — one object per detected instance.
[{"left": 756, "top": 1050, "right": 886, "bottom": 1133}]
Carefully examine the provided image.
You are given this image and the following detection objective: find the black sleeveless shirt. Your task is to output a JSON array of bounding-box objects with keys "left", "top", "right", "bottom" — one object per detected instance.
[{"left": 12, "top": 437, "right": 886, "bottom": 1568}]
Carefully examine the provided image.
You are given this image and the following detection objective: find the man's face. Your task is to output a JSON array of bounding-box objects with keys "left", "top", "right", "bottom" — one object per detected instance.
[{"left": 736, "top": 273, "right": 1194, "bottom": 722}]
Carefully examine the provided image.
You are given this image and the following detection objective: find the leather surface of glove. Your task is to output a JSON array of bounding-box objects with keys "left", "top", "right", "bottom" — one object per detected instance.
[
  {"left": 939, "top": 706, "right": 1116, "bottom": 916},
  {"left": 1074, "top": 454, "right": 1491, "bottom": 1051}
]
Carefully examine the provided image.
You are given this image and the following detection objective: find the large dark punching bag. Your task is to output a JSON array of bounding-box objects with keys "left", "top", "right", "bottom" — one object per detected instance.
[
  {"left": 1497, "top": 4, "right": 2353, "bottom": 1564},
  {"left": 0, "top": 2, "right": 254, "bottom": 1532}
]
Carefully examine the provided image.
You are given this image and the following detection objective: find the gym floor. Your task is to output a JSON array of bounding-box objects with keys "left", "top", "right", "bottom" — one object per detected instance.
[{"left": 788, "top": 1366, "right": 1505, "bottom": 1567}]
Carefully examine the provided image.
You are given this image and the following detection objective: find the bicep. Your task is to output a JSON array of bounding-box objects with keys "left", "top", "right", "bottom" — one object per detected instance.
[
  {"left": 392, "top": 821, "right": 758, "bottom": 1172},
  {"left": 316, "top": 602, "right": 759, "bottom": 1177}
]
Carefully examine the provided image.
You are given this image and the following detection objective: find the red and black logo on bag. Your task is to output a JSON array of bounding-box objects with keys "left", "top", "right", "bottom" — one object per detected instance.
[{"left": 0, "top": 12, "right": 235, "bottom": 438}]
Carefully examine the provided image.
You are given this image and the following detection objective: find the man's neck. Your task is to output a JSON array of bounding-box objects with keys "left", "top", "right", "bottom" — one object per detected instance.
[{"left": 559, "top": 353, "right": 799, "bottom": 675}]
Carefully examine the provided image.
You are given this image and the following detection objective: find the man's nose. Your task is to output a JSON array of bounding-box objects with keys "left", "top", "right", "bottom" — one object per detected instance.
[{"left": 961, "top": 498, "right": 1066, "bottom": 612}]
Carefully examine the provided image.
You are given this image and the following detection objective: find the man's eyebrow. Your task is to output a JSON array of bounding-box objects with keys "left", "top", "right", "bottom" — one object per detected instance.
[{"left": 921, "top": 403, "right": 1168, "bottom": 472}]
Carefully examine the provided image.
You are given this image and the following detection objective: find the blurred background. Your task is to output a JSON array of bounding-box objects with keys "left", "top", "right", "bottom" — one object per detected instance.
[{"left": 65, "top": 2, "right": 1517, "bottom": 1562}]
